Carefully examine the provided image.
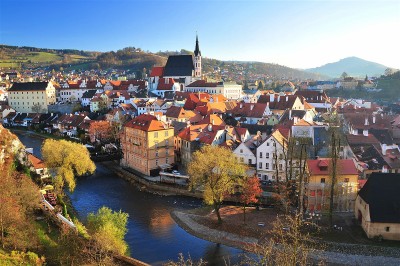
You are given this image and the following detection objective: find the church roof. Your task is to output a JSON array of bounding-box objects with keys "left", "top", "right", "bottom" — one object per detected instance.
[
  {"left": 163, "top": 55, "right": 194, "bottom": 77},
  {"left": 194, "top": 35, "right": 201, "bottom": 57}
]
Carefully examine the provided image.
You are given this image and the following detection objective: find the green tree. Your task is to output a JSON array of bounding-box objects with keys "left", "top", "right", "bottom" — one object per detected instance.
[
  {"left": 87, "top": 207, "right": 129, "bottom": 257},
  {"left": 41, "top": 139, "right": 96, "bottom": 192},
  {"left": 341, "top": 72, "right": 348, "bottom": 79},
  {"left": 188, "top": 146, "right": 246, "bottom": 224}
]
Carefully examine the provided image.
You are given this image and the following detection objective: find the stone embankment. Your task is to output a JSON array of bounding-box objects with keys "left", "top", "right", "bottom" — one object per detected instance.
[{"left": 171, "top": 211, "right": 400, "bottom": 266}]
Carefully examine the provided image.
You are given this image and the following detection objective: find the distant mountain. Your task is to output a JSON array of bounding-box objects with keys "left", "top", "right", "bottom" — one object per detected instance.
[{"left": 306, "top": 57, "right": 388, "bottom": 78}]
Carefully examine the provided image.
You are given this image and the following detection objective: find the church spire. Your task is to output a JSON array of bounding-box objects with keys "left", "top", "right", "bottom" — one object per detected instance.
[{"left": 194, "top": 34, "right": 201, "bottom": 57}]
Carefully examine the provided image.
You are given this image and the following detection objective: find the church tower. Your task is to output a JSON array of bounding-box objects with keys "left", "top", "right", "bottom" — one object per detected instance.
[{"left": 193, "top": 34, "right": 202, "bottom": 78}]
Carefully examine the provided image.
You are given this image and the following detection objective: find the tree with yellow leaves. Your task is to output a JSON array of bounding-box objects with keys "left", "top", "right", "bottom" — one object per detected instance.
[
  {"left": 188, "top": 145, "right": 246, "bottom": 224},
  {"left": 42, "top": 139, "right": 96, "bottom": 192}
]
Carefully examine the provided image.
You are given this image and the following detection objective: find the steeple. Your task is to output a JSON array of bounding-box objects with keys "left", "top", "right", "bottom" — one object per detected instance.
[{"left": 194, "top": 34, "right": 201, "bottom": 57}]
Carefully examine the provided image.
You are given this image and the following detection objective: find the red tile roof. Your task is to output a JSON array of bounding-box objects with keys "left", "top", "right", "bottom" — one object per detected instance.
[
  {"left": 307, "top": 159, "right": 358, "bottom": 175},
  {"left": 187, "top": 80, "right": 219, "bottom": 87},
  {"left": 150, "top": 66, "right": 164, "bottom": 77},
  {"left": 124, "top": 114, "right": 170, "bottom": 132},
  {"left": 28, "top": 154, "right": 45, "bottom": 169}
]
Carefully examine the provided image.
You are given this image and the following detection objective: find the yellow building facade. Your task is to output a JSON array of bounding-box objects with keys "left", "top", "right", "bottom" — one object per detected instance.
[
  {"left": 305, "top": 159, "right": 359, "bottom": 213},
  {"left": 8, "top": 82, "right": 56, "bottom": 113}
]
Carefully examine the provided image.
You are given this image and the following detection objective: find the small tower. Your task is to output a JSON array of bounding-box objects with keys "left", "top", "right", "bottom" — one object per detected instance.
[{"left": 194, "top": 34, "right": 202, "bottom": 78}]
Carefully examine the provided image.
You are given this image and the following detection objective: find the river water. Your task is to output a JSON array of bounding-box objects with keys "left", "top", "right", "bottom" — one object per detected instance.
[{"left": 14, "top": 131, "right": 245, "bottom": 265}]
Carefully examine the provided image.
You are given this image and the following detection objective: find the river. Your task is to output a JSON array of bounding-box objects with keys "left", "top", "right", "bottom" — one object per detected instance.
[{"left": 14, "top": 131, "right": 245, "bottom": 265}]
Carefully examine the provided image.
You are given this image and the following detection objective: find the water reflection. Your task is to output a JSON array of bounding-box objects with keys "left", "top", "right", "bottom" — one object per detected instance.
[{"left": 14, "top": 131, "right": 246, "bottom": 265}]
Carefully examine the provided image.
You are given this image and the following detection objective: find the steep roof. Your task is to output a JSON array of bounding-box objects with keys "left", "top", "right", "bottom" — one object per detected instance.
[
  {"left": 9, "top": 82, "right": 49, "bottom": 91},
  {"left": 229, "top": 103, "right": 267, "bottom": 118},
  {"left": 358, "top": 173, "right": 400, "bottom": 223},
  {"left": 194, "top": 35, "right": 201, "bottom": 57},
  {"left": 28, "top": 154, "right": 45, "bottom": 169},
  {"left": 187, "top": 80, "right": 219, "bottom": 88},
  {"left": 163, "top": 55, "right": 194, "bottom": 77},
  {"left": 257, "top": 94, "right": 300, "bottom": 110}
]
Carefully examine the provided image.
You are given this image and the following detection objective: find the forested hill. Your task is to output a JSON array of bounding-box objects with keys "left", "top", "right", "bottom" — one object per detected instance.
[{"left": 1, "top": 45, "right": 324, "bottom": 79}]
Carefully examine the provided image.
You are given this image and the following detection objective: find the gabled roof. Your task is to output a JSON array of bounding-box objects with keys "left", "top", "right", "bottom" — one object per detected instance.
[
  {"left": 157, "top": 78, "right": 175, "bottom": 90},
  {"left": 229, "top": 103, "right": 267, "bottom": 118},
  {"left": 358, "top": 173, "right": 400, "bottom": 223},
  {"left": 163, "top": 55, "right": 194, "bottom": 77},
  {"left": 197, "top": 114, "right": 225, "bottom": 126},
  {"left": 257, "top": 94, "right": 301, "bottom": 110},
  {"left": 82, "top": 90, "right": 97, "bottom": 99},
  {"left": 187, "top": 80, "right": 219, "bottom": 88},
  {"left": 9, "top": 82, "right": 49, "bottom": 91},
  {"left": 166, "top": 106, "right": 196, "bottom": 119}
]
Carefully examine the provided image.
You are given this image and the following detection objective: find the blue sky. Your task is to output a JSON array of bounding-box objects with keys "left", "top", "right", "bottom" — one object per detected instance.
[{"left": 1, "top": 0, "right": 399, "bottom": 69}]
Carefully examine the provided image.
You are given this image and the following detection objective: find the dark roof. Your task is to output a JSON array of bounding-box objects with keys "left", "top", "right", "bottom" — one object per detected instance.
[
  {"left": 9, "top": 82, "right": 49, "bottom": 91},
  {"left": 369, "top": 129, "right": 394, "bottom": 145},
  {"left": 194, "top": 35, "right": 201, "bottom": 57},
  {"left": 163, "top": 55, "right": 194, "bottom": 77},
  {"left": 239, "top": 123, "right": 273, "bottom": 136},
  {"left": 358, "top": 173, "right": 400, "bottom": 223},
  {"left": 82, "top": 90, "right": 97, "bottom": 99}
]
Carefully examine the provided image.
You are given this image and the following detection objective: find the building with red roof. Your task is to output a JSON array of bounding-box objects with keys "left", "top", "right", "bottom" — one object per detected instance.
[
  {"left": 121, "top": 114, "right": 174, "bottom": 176},
  {"left": 306, "top": 158, "right": 359, "bottom": 213}
]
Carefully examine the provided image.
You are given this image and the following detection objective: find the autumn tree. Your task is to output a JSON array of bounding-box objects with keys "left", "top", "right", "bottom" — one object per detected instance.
[
  {"left": 0, "top": 126, "right": 40, "bottom": 250},
  {"left": 86, "top": 206, "right": 129, "bottom": 260},
  {"left": 88, "top": 120, "right": 112, "bottom": 143},
  {"left": 239, "top": 176, "right": 262, "bottom": 224},
  {"left": 42, "top": 139, "right": 96, "bottom": 192},
  {"left": 188, "top": 146, "right": 247, "bottom": 224}
]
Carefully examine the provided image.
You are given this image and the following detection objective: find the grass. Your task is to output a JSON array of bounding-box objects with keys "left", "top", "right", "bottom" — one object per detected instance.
[{"left": 35, "top": 219, "right": 59, "bottom": 248}]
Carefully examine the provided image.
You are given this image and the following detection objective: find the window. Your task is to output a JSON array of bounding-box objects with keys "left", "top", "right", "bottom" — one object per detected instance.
[
  {"left": 267, "top": 142, "right": 270, "bottom": 146},
  {"left": 259, "top": 152, "right": 262, "bottom": 158},
  {"left": 279, "top": 153, "right": 283, "bottom": 160},
  {"left": 266, "top": 163, "right": 269, "bottom": 169},
  {"left": 279, "top": 164, "right": 283, "bottom": 170},
  {"left": 259, "top": 162, "right": 262, "bottom": 169},
  {"left": 165, "top": 131, "right": 169, "bottom": 137},
  {"left": 166, "top": 158, "right": 169, "bottom": 164},
  {"left": 248, "top": 159, "right": 252, "bottom": 164},
  {"left": 240, "top": 157, "right": 244, "bottom": 163},
  {"left": 321, "top": 178, "right": 326, "bottom": 183},
  {"left": 155, "top": 159, "right": 158, "bottom": 166},
  {"left": 386, "top": 227, "right": 390, "bottom": 232},
  {"left": 240, "top": 149, "right": 243, "bottom": 154},
  {"left": 344, "top": 178, "right": 349, "bottom": 183},
  {"left": 154, "top": 132, "right": 158, "bottom": 138}
]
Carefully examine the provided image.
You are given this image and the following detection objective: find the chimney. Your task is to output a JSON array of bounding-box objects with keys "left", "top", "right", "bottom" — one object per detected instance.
[
  {"left": 211, "top": 119, "right": 215, "bottom": 125},
  {"left": 278, "top": 96, "right": 281, "bottom": 102},
  {"left": 364, "top": 117, "right": 368, "bottom": 126},
  {"left": 199, "top": 128, "right": 203, "bottom": 132},
  {"left": 289, "top": 110, "right": 292, "bottom": 120},
  {"left": 286, "top": 96, "right": 288, "bottom": 102},
  {"left": 208, "top": 124, "right": 212, "bottom": 132},
  {"left": 372, "top": 115, "right": 376, "bottom": 124},
  {"left": 240, "top": 103, "right": 243, "bottom": 109},
  {"left": 270, "top": 94, "right": 274, "bottom": 102},
  {"left": 250, "top": 104, "right": 254, "bottom": 110},
  {"left": 186, "top": 121, "right": 191, "bottom": 128},
  {"left": 241, "top": 134, "right": 245, "bottom": 142},
  {"left": 363, "top": 129, "right": 368, "bottom": 136},
  {"left": 382, "top": 143, "right": 387, "bottom": 155}
]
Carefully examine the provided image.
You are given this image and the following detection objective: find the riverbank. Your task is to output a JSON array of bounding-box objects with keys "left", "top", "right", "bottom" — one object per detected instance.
[{"left": 171, "top": 207, "right": 400, "bottom": 266}]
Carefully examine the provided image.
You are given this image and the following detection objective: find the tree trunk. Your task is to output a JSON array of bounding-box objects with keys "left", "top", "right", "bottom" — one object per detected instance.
[
  {"left": 243, "top": 203, "right": 246, "bottom": 224},
  {"left": 214, "top": 202, "right": 222, "bottom": 224}
]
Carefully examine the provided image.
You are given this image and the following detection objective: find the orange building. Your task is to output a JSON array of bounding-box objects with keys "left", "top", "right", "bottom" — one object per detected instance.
[{"left": 120, "top": 114, "right": 174, "bottom": 176}]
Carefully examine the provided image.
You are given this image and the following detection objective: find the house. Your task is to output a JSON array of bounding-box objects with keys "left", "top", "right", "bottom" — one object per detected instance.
[
  {"left": 355, "top": 173, "right": 400, "bottom": 240},
  {"left": 256, "top": 129, "right": 289, "bottom": 181},
  {"left": 28, "top": 154, "right": 49, "bottom": 179},
  {"left": 305, "top": 159, "right": 359, "bottom": 213},
  {"left": 120, "top": 114, "right": 174, "bottom": 176},
  {"left": 8, "top": 82, "right": 56, "bottom": 113},
  {"left": 165, "top": 106, "right": 197, "bottom": 122},
  {"left": 233, "top": 133, "right": 262, "bottom": 166},
  {"left": 257, "top": 93, "right": 304, "bottom": 116},
  {"left": 185, "top": 80, "right": 242, "bottom": 100},
  {"left": 295, "top": 90, "right": 331, "bottom": 112},
  {"left": 228, "top": 102, "right": 271, "bottom": 124},
  {"left": 81, "top": 90, "right": 97, "bottom": 107}
]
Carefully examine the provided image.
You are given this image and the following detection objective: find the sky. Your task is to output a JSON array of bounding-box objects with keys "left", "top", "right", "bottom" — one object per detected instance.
[{"left": 0, "top": 0, "right": 399, "bottom": 69}]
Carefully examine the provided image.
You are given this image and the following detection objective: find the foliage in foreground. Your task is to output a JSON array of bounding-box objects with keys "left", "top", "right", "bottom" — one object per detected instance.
[
  {"left": 41, "top": 139, "right": 96, "bottom": 192},
  {"left": 243, "top": 214, "right": 323, "bottom": 266},
  {"left": 188, "top": 145, "right": 247, "bottom": 223}
]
